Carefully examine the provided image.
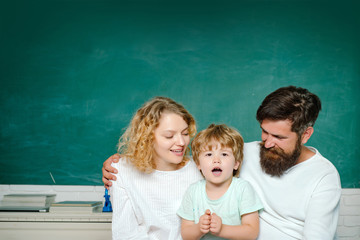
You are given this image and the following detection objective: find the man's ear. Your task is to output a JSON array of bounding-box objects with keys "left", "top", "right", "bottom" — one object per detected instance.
[{"left": 301, "top": 127, "right": 314, "bottom": 144}]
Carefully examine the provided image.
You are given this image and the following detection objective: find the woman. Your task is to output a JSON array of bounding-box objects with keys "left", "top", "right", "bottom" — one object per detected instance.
[{"left": 110, "top": 96, "right": 202, "bottom": 239}]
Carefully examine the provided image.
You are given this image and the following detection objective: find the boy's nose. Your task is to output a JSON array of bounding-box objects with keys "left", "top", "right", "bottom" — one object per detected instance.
[{"left": 213, "top": 155, "right": 221, "bottom": 163}]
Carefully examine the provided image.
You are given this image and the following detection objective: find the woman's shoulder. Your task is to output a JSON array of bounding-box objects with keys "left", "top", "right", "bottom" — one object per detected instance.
[
  {"left": 111, "top": 157, "right": 139, "bottom": 176},
  {"left": 111, "top": 157, "right": 150, "bottom": 187}
]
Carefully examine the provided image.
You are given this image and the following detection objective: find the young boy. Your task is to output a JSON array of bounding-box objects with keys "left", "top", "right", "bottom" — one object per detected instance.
[{"left": 177, "top": 124, "right": 263, "bottom": 240}]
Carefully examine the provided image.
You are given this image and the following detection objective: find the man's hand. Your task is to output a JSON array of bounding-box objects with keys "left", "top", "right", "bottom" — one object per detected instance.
[
  {"left": 198, "top": 209, "right": 211, "bottom": 234},
  {"left": 102, "top": 153, "right": 121, "bottom": 189},
  {"left": 210, "top": 213, "right": 222, "bottom": 236}
]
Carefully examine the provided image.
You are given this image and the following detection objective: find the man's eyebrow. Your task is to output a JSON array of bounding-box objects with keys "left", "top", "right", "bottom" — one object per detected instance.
[
  {"left": 273, "top": 134, "right": 287, "bottom": 139},
  {"left": 261, "top": 127, "right": 287, "bottom": 139}
]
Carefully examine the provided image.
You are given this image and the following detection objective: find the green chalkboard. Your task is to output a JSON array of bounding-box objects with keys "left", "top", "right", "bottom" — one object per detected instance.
[{"left": 1, "top": 0, "right": 359, "bottom": 187}]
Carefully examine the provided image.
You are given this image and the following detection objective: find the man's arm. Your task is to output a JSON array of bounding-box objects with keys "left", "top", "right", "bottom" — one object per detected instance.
[
  {"left": 212, "top": 211, "right": 259, "bottom": 240},
  {"left": 102, "top": 153, "right": 120, "bottom": 189},
  {"left": 303, "top": 172, "right": 341, "bottom": 239}
]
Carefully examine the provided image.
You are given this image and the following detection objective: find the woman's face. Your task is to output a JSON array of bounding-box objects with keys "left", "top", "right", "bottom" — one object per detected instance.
[{"left": 153, "top": 112, "right": 190, "bottom": 171}]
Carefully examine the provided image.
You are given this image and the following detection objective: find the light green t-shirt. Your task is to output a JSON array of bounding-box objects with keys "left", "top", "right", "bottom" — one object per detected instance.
[{"left": 177, "top": 177, "right": 263, "bottom": 240}]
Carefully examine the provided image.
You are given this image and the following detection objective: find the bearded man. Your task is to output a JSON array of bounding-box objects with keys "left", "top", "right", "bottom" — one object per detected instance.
[
  {"left": 102, "top": 86, "right": 341, "bottom": 240},
  {"left": 241, "top": 86, "right": 341, "bottom": 239}
]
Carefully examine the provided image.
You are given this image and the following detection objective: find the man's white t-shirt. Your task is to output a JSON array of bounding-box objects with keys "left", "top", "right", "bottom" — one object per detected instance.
[{"left": 240, "top": 141, "right": 341, "bottom": 240}]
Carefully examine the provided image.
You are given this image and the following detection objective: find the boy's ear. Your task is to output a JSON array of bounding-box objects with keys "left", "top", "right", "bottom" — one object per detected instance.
[
  {"left": 234, "top": 161, "right": 240, "bottom": 170},
  {"left": 197, "top": 164, "right": 202, "bottom": 170}
]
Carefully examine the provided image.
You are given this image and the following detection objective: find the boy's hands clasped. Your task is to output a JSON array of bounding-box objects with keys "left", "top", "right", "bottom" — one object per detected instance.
[{"left": 199, "top": 209, "right": 222, "bottom": 236}]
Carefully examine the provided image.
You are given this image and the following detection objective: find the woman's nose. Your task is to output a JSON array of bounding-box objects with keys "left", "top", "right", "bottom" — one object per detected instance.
[{"left": 176, "top": 134, "right": 185, "bottom": 146}]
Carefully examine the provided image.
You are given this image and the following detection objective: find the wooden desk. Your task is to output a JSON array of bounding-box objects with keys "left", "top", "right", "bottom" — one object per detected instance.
[{"left": 0, "top": 211, "right": 112, "bottom": 240}]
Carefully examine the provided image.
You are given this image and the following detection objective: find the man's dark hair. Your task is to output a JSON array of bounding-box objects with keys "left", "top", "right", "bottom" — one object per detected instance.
[{"left": 256, "top": 86, "right": 322, "bottom": 135}]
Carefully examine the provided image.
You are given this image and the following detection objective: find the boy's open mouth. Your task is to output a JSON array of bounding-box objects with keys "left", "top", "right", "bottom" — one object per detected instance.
[{"left": 212, "top": 167, "right": 222, "bottom": 176}]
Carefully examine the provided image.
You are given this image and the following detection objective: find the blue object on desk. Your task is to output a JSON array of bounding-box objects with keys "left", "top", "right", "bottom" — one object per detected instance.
[{"left": 102, "top": 189, "right": 112, "bottom": 212}]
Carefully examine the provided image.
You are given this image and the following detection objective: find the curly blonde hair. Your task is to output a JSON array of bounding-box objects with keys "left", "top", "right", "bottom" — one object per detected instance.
[
  {"left": 118, "top": 97, "right": 196, "bottom": 173},
  {"left": 191, "top": 124, "right": 244, "bottom": 177}
]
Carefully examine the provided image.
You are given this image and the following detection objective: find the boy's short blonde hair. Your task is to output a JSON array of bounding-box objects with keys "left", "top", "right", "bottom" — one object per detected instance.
[
  {"left": 191, "top": 124, "right": 244, "bottom": 177},
  {"left": 118, "top": 97, "right": 196, "bottom": 173}
]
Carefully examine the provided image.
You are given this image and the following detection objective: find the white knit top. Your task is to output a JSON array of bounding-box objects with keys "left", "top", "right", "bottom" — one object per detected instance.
[{"left": 111, "top": 158, "right": 203, "bottom": 240}]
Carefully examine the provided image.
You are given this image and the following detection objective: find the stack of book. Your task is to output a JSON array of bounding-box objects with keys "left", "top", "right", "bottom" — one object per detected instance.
[
  {"left": 0, "top": 194, "right": 56, "bottom": 212},
  {"left": 50, "top": 201, "right": 103, "bottom": 213}
]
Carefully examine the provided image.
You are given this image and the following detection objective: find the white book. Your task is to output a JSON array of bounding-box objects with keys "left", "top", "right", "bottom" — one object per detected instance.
[
  {"left": 49, "top": 205, "right": 103, "bottom": 213},
  {"left": 2, "top": 194, "right": 56, "bottom": 203},
  {"left": 50, "top": 201, "right": 102, "bottom": 207},
  {"left": 0, "top": 194, "right": 56, "bottom": 208},
  {"left": 0, "top": 202, "right": 51, "bottom": 207}
]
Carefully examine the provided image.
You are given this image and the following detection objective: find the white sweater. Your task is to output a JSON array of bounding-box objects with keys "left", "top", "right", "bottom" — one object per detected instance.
[
  {"left": 111, "top": 159, "right": 202, "bottom": 240},
  {"left": 240, "top": 142, "right": 341, "bottom": 240}
]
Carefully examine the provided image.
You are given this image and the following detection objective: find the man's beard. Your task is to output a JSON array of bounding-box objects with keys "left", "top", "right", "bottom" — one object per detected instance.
[{"left": 260, "top": 139, "right": 302, "bottom": 177}]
